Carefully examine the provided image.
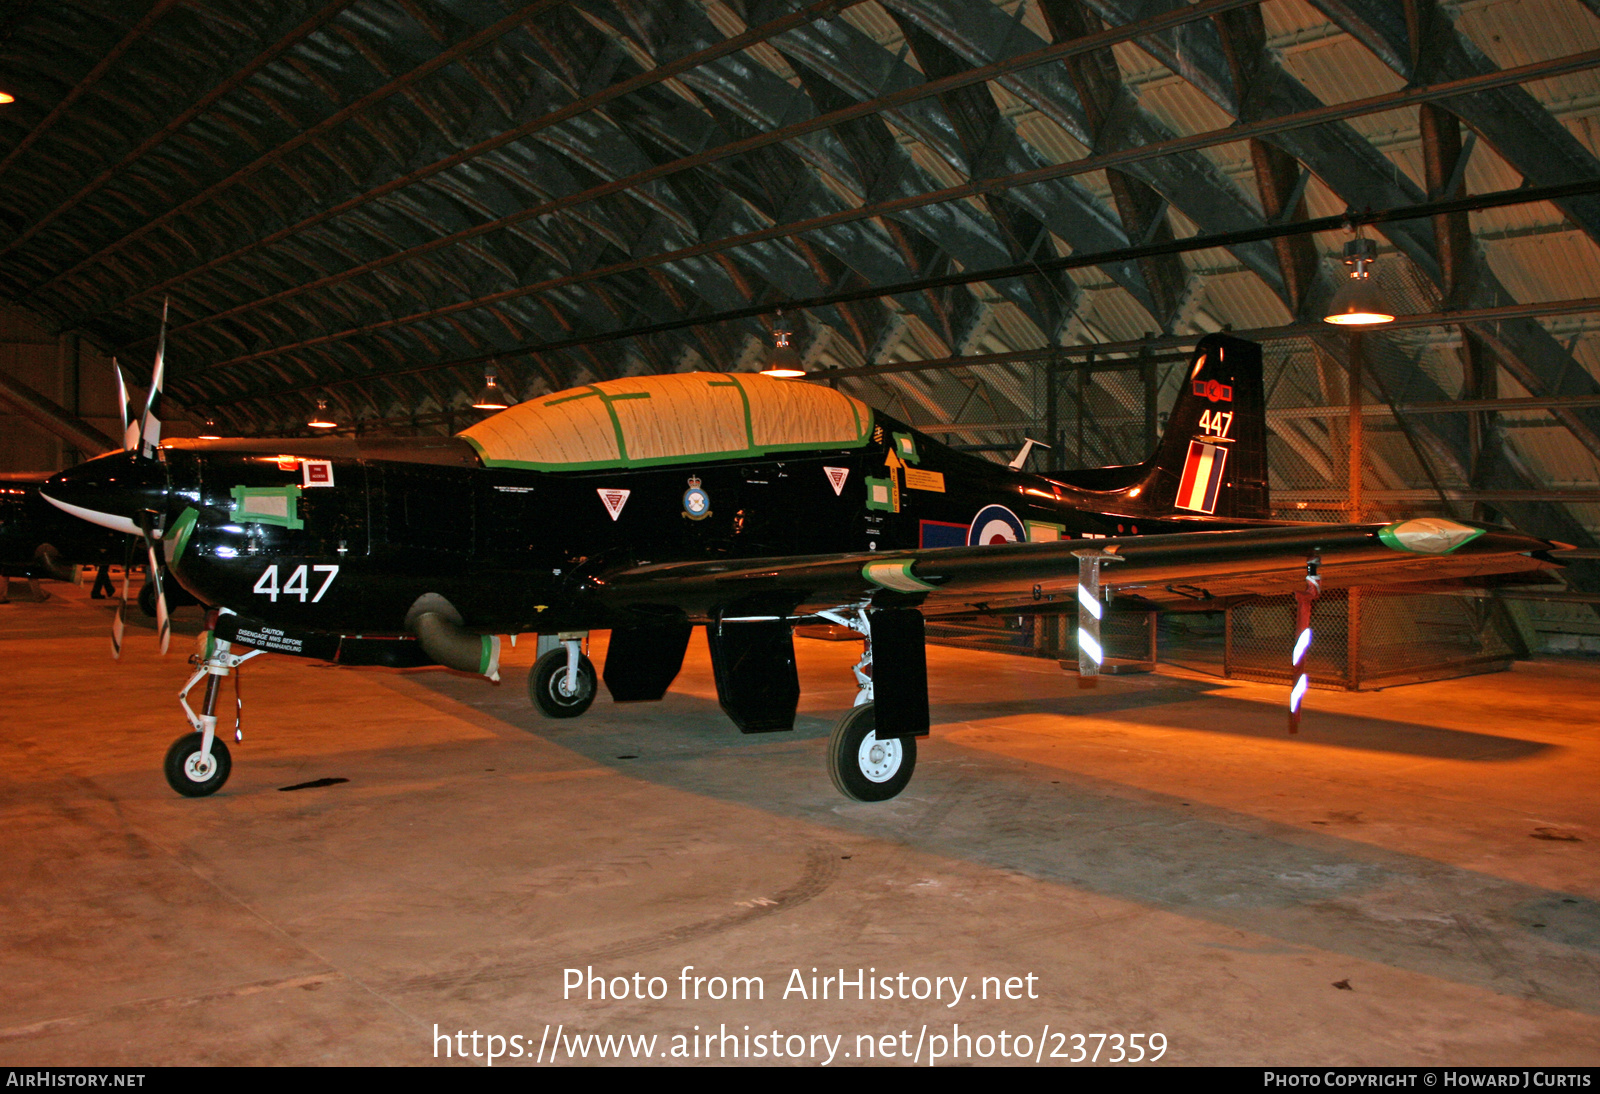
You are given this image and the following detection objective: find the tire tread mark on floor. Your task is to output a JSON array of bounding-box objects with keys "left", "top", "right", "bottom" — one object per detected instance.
[
  {"left": 0, "top": 972, "right": 342, "bottom": 1041},
  {"left": 391, "top": 844, "right": 840, "bottom": 995}
]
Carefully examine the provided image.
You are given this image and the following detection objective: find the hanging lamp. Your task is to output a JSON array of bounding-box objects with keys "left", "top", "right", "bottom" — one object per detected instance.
[
  {"left": 472, "top": 366, "right": 511, "bottom": 410},
  {"left": 1323, "top": 236, "right": 1395, "bottom": 326},
  {"left": 307, "top": 399, "right": 337, "bottom": 429},
  {"left": 760, "top": 310, "right": 807, "bottom": 378}
]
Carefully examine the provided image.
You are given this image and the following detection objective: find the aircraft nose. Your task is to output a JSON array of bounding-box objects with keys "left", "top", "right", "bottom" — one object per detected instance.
[{"left": 39, "top": 450, "right": 170, "bottom": 537}]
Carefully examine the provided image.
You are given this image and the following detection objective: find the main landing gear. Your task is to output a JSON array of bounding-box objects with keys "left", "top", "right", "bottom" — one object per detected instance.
[
  {"left": 166, "top": 632, "right": 259, "bottom": 797},
  {"left": 817, "top": 605, "right": 920, "bottom": 802},
  {"left": 529, "top": 634, "right": 595, "bottom": 718},
  {"left": 828, "top": 701, "right": 916, "bottom": 801}
]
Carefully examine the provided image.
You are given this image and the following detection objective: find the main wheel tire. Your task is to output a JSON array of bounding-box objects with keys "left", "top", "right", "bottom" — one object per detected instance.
[
  {"left": 138, "top": 581, "right": 157, "bottom": 618},
  {"left": 164, "top": 732, "right": 231, "bottom": 797},
  {"left": 827, "top": 702, "right": 916, "bottom": 802},
  {"left": 529, "top": 648, "right": 597, "bottom": 718}
]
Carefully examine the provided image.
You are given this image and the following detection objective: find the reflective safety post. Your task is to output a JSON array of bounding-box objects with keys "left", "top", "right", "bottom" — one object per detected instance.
[
  {"left": 1288, "top": 557, "right": 1322, "bottom": 734},
  {"left": 1073, "top": 548, "right": 1123, "bottom": 688}
]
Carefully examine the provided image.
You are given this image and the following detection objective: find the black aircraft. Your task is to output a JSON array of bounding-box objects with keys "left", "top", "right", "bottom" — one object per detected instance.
[
  {"left": 39, "top": 334, "right": 1557, "bottom": 800},
  {"left": 1, "top": 472, "right": 119, "bottom": 587}
]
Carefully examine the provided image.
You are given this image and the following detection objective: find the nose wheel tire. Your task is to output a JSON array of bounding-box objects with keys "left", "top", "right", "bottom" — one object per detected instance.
[
  {"left": 529, "top": 648, "right": 597, "bottom": 718},
  {"left": 828, "top": 702, "right": 916, "bottom": 802},
  {"left": 164, "top": 732, "right": 231, "bottom": 797}
]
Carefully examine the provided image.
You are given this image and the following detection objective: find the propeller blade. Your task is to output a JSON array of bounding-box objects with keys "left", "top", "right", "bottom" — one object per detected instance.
[
  {"left": 137, "top": 300, "right": 168, "bottom": 459},
  {"left": 146, "top": 543, "right": 170, "bottom": 656},
  {"left": 111, "top": 540, "right": 132, "bottom": 660},
  {"left": 114, "top": 359, "right": 138, "bottom": 453},
  {"left": 139, "top": 510, "right": 170, "bottom": 655}
]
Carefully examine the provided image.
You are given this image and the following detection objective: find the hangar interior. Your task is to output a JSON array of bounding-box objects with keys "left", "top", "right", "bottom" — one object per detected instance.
[
  {"left": 3, "top": 0, "right": 1600, "bottom": 1067},
  {"left": 6, "top": 0, "right": 1600, "bottom": 656}
]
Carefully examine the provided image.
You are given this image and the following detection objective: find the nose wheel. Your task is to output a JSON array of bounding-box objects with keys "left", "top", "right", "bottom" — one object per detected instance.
[
  {"left": 166, "top": 629, "right": 260, "bottom": 797},
  {"left": 164, "top": 732, "right": 232, "bottom": 797},
  {"left": 828, "top": 702, "right": 916, "bottom": 802}
]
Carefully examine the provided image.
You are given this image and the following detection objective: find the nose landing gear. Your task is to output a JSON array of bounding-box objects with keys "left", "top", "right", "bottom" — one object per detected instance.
[{"left": 167, "top": 633, "right": 260, "bottom": 797}]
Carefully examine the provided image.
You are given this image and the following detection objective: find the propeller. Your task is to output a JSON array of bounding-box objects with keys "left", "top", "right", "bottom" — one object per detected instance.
[{"left": 111, "top": 300, "right": 172, "bottom": 657}]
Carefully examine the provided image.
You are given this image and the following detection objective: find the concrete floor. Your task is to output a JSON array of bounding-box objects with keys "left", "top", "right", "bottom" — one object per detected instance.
[{"left": 2, "top": 580, "right": 1599, "bottom": 1067}]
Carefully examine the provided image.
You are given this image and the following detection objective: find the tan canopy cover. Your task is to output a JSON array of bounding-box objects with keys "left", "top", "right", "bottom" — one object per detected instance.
[{"left": 459, "top": 372, "right": 872, "bottom": 470}]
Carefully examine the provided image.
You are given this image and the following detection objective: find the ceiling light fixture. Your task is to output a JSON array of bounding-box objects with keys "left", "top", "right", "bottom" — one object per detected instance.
[
  {"left": 760, "top": 309, "right": 807, "bottom": 379},
  {"left": 1323, "top": 235, "right": 1395, "bottom": 326},
  {"left": 307, "top": 399, "right": 337, "bottom": 429},
  {"left": 0, "top": 91, "right": 14, "bottom": 105},
  {"left": 472, "top": 365, "right": 511, "bottom": 410}
]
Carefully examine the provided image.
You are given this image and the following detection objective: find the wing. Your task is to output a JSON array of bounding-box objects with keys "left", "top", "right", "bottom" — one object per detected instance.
[{"left": 589, "top": 519, "right": 1559, "bottom": 621}]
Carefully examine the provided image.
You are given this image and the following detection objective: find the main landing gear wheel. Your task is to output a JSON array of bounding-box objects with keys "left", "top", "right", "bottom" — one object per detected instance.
[
  {"left": 164, "top": 732, "right": 231, "bottom": 797},
  {"left": 529, "top": 648, "right": 596, "bottom": 718},
  {"left": 828, "top": 702, "right": 915, "bottom": 802}
]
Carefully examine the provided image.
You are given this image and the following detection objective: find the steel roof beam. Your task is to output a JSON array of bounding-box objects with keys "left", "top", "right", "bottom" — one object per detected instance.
[
  {"left": 110, "top": 0, "right": 1260, "bottom": 354},
  {"left": 1312, "top": 0, "right": 1600, "bottom": 248},
  {"left": 0, "top": 0, "right": 357, "bottom": 261},
  {"left": 0, "top": 0, "right": 185, "bottom": 181},
  {"left": 94, "top": 0, "right": 880, "bottom": 320},
  {"left": 1082, "top": 0, "right": 1600, "bottom": 577},
  {"left": 1047, "top": 0, "right": 1190, "bottom": 330},
  {"left": 22, "top": 0, "right": 571, "bottom": 303},
  {"left": 148, "top": 43, "right": 1600, "bottom": 372},
  {"left": 204, "top": 200, "right": 1600, "bottom": 409}
]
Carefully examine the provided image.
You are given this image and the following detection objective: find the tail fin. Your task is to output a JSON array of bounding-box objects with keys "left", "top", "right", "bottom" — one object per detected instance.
[
  {"left": 1144, "top": 333, "right": 1268, "bottom": 519},
  {"left": 1053, "top": 333, "right": 1269, "bottom": 519}
]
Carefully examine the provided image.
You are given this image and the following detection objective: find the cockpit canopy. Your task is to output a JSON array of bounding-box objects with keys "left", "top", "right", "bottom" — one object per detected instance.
[{"left": 459, "top": 372, "right": 873, "bottom": 471}]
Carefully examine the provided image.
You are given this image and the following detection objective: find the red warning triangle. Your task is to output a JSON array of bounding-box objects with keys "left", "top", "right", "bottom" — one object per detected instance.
[
  {"left": 597, "top": 488, "right": 631, "bottom": 521},
  {"left": 824, "top": 466, "right": 849, "bottom": 496}
]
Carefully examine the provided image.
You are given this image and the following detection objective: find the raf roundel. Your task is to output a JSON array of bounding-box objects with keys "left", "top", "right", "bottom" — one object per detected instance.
[
  {"left": 968, "top": 504, "right": 1026, "bottom": 546},
  {"left": 682, "top": 476, "right": 711, "bottom": 521}
]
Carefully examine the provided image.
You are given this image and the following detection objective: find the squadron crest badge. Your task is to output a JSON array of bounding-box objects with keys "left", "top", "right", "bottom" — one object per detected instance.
[{"left": 682, "top": 476, "right": 711, "bottom": 521}]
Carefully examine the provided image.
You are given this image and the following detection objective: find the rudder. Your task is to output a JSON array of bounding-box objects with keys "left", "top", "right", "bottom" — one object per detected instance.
[{"left": 1142, "top": 333, "right": 1269, "bottom": 519}]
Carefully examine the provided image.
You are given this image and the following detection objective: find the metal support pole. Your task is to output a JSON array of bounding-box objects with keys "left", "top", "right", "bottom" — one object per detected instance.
[
  {"left": 1347, "top": 587, "right": 1362, "bottom": 691},
  {"left": 1224, "top": 606, "right": 1233, "bottom": 679},
  {"left": 1077, "top": 352, "right": 1091, "bottom": 465},
  {"left": 1349, "top": 333, "right": 1364, "bottom": 522},
  {"left": 1288, "top": 558, "right": 1322, "bottom": 734},
  {"left": 1045, "top": 351, "right": 1060, "bottom": 475},
  {"left": 1347, "top": 336, "right": 1364, "bottom": 691},
  {"left": 1142, "top": 350, "right": 1158, "bottom": 455},
  {"left": 1074, "top": 548, "right": 1123, "bottom": 687}
]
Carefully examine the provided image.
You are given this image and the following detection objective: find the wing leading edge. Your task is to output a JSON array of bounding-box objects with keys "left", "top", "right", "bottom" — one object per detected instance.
[{"left": 588, "top": 519, "right": 1558, "bottom": 621}]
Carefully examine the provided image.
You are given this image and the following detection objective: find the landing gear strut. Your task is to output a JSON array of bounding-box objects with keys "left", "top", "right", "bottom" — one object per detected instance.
[
  {"left": 816, "top": 605, "right": 920, "bottom": 802},
  {"left": 529, "top": 634, "right": 596, "bottom": 718},
  {"left": 167, "top": 634, "right": 259, "bottom": 797}
]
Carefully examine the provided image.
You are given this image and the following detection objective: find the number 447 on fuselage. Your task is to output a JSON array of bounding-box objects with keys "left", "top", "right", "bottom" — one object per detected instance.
[{"left": 40, "top": 334, "right": 1560, "bottom": 801}]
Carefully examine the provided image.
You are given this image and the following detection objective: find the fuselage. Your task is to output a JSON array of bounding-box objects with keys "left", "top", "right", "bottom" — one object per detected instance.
[
  {"left": 42, "top": 359, "right": 1277, "bottom": 639},
  {"left": 144, "top": 416, "right": 1248, "bottom": 636}
]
